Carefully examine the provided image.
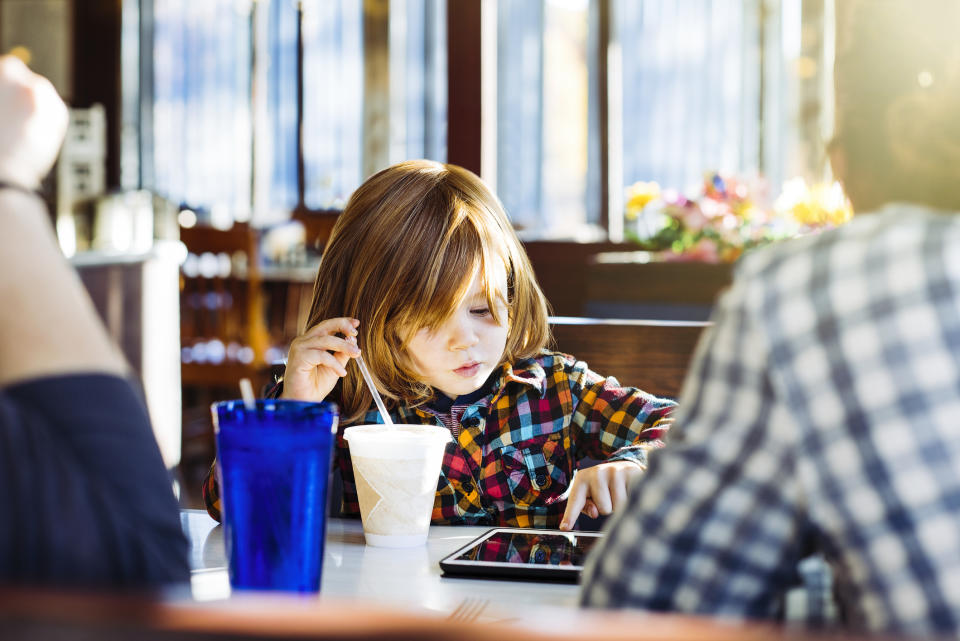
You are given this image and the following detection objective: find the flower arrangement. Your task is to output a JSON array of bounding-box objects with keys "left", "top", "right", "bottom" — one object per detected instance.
[{"left": 625, "top": 173, "right": 853, "bottom": 263}]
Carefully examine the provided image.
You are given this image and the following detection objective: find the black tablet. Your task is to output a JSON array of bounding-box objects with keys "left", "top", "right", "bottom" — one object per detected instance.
[{"left": 439, "top": 527, "right": 603, "bottom": 582}]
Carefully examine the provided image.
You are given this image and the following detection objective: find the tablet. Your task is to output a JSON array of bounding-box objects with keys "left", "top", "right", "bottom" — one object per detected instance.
[{"left": 439, "top": 527, "right": 603, "bottom": 582}]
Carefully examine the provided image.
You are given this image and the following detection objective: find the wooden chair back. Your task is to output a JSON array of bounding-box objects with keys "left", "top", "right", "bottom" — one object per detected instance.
[{"left": 549, "top": 316, "right": 709, "bottom": 399}]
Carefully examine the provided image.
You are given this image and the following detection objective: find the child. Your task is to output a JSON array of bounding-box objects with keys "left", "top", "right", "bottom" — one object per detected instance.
[{"left": 204, "top": 160, "right": 675, "bottom": 530}]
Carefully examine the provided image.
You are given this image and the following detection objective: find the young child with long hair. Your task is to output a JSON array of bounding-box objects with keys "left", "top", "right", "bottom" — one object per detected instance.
[{"left": 204, "top": 160, "right": 675, "bottom": 530}]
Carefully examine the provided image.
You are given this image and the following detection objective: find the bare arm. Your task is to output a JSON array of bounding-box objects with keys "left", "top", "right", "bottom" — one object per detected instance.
[{"left": 0, "top": 56, "right": 126, "bottom": 386}]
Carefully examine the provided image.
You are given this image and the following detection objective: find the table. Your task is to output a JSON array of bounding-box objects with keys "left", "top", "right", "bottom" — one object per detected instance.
[
  {"left": 0, "top": 512, "right": 826, "bottom": 640},
  {"left": 182, "top": 509, "right": 580, "bottom": 623}
]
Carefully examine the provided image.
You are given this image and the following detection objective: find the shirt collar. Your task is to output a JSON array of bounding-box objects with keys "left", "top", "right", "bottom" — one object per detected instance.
[
  {"left": 492, "top": 354, "right": 548, "bottom": 398},
  {"left": 419, "top": 354, "right": 550, "bottom": 417},
  {"left": 427, "top": 369, "right": 499, "bottom": 414}
]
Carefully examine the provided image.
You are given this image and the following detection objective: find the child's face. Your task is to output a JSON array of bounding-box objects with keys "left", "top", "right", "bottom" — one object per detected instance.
[{"left": 406, "top": 265, "right": 509, "bottom": 399}]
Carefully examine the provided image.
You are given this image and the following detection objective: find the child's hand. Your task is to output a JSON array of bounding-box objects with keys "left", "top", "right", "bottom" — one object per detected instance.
[
  {"left": 558, "top": 461, "right": 643, "bottom": 531},
  {"left": 280, "top": 317, "right": 361, "bottom": 403}
]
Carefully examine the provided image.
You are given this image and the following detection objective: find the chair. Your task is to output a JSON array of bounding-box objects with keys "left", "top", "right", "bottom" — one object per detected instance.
[
  {"left": 549, "top": 316, "right": 709, "bottom": 399},
  {"left": 584, "top": 257, "right": 733, "bottom": 321}
]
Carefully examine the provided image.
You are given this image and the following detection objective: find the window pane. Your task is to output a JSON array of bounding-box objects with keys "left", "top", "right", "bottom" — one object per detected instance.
[
  {"left": 496, "top": 0, "right": 543, "bottom": 231},
  {"left": 616, "top": 0, "right": 759, "bottom": 195},
  {"left": 264, "top": 0, "right": 299, "bottom": 213},
  {"left": 541, "top": 0, "right": 590, "bottom": 231},
  {"left": 389, "top": 0, "right": 447, "bottom": 163},
  {"left": 302, "top": 0, "right": 363, "bottom": 209},
  {"left": 496, "top": 0, "right": 590, "bottom": 236},
  {"left": 152, "top": 0, "right": 252, "bottom": 219}
]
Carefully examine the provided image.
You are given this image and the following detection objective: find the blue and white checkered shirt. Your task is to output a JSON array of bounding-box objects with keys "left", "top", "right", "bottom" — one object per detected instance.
[{"left": 581, "top": 204, "right": 960, "bottom": 637}]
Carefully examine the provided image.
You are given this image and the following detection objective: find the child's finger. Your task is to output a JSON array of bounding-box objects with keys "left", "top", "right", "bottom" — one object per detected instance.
[
  {"left": 559, "top": 479, "right": 589, "bottom": 530},
  {"left": 302, "top": 316, "right": 360, "bottom": 339},
  {"left": 589, "top": 474, "right": 614, "bottom": 515},
  {"left": 583, "top": 498, "right": 600, "bottom": 519},
  {"left": 610, "top": 473, "right": 629, "bottom": 511},
  {"left": 298, "top": 347, "right": 349, "bottom": 377},
  {"left": 292, "top": 333, "right": 361, "bottom": 362}
]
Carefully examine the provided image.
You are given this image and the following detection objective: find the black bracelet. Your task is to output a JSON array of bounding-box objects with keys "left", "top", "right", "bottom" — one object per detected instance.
[{"left": 0, "top": 181, "right": 42, "bottom": 199}]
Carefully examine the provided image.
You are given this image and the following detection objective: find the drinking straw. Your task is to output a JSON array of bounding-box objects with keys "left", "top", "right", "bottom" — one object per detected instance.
[
  {"left": 355, "top": 353, "right": 394, "bottom": 426},
  {"left": 239, "top": 377, "right": 256, "bottom": 411}
]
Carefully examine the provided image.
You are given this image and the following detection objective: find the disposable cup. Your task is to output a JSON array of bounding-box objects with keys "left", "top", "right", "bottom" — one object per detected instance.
[
  {"left": 343, "top": 424, "right": 451, "bottom": 547},
  {"left": 213, "top": 399, "right": 338, "bottom": 592}
]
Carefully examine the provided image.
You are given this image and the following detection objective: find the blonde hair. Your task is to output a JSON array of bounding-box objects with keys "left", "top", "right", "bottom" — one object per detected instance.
[{"left": 306, "top": 160, "right": 550, "bottom": 423}]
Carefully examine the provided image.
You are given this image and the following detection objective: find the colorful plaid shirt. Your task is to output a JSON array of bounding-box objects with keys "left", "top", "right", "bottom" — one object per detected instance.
[
  {"left": 581, "top": 205, "right": 960, "bottom": 636},
  {"left": 204, "top": 349, "right": 676, "bottom": 528}
]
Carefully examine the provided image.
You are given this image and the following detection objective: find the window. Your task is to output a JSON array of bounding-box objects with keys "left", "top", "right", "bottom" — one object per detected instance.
[
  {"left": 261, "top": 0, "right": 300, "bottom": 215},
  {"left": 146, "top": 0, "right": 832, "bottom": 238},
  {"left": 616, "top": 0, "right": 762, "bottom": 195},
  {"left": 301, "top": 0, "right": 364, "bottom": 210},
  {"left": 151, "top": 0, "right": 252, "bottom": 222},
  {"left": 496, "top": 0, "right": 593, "bottom": 237},
  {"left": 146, "top": 0, "right": 446, "bottom": 224},
  {"left": 490, "top": 0, "right": 834, "bottom": 239}
]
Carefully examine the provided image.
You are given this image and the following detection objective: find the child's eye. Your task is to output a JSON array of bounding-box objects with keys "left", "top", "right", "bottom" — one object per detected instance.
[{"left": 470, "top": 307, "right": 491, "bottom": 317}]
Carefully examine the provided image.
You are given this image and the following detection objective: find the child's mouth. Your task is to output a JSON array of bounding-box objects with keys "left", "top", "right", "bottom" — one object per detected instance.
[{"left": 454, "top": 362, "right": 481, "bottom": 377}]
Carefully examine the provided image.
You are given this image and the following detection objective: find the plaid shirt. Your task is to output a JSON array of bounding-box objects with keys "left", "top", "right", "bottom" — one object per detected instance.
[
  {"left": 205, "top": 349, "right": 675, "bottom": 528},
  {"left": 581, "top": 204, "right": 960, "bottom": 637}
]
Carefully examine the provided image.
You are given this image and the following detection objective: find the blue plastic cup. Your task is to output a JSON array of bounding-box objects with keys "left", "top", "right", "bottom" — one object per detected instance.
[{"left": 212, "top": 399, "right": 338, "bottom": 593}]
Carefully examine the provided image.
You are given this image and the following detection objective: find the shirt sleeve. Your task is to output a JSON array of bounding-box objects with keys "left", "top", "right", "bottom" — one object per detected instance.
[
  {"left": 579, "top": 269, "right": 808, "bottom": 618},
  {"left": 0, "top": 373, "right": 190, "bottom": 588},
  {"left": 566, "top": 355, "right": 676, "bottom": 470}
]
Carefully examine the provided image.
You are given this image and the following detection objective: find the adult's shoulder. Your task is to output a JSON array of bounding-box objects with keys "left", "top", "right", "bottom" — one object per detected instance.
[{"left": 720, "top": 204, "right": 960, "bottom": 352}]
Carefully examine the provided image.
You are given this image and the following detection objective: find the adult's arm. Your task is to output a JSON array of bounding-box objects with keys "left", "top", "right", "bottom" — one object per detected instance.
[
  {"left": 0, "top": 375, "right": 190, "bottom": 587},
  {"left": 0, "top": 56, "right": 126, "bottom": 385},
  {"left": 0, "top": 56, "right": 189, "bottom": 587},
  {"left": 579, "top": 260, "right": 808, "bottom": 618}
]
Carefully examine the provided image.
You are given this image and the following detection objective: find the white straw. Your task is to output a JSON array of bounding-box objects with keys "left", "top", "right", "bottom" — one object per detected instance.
[
  {"left": 239, "top": 377, "right": 256, "bottom": 411},
  {"left": 355, "top": 353, "right": 394, "bottom": 426}
]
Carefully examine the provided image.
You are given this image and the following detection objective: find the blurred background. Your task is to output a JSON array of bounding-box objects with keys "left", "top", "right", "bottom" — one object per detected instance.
[{"left": 0, "top": 0, "right": 846, "bottom": 506}]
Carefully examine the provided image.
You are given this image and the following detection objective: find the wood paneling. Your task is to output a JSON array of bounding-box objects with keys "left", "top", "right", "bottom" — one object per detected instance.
[
  {"left": 550, "top": 316, "right": 709, "bottom": 399},
  {"left": 587, "top": 260, "right": 734, "bottom": 306}
]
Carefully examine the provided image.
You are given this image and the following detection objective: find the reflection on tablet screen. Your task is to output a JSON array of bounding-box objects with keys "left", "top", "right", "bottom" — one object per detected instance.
[{"left": 453, "top": 531, "right": 599, "bottom": 567}]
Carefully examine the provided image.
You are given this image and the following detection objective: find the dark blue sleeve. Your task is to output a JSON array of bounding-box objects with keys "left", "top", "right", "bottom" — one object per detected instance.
[{"left": 0, "top": 373, "right": 190, "bottom": 588}]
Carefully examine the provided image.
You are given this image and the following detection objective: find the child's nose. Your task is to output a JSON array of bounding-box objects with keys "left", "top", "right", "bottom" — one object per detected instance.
[{"left": 448, "top": 319, "right": 479, "bottom": 350}]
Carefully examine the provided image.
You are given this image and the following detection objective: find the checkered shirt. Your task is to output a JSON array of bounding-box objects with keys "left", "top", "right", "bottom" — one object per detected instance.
[
  {"left": 204, "top": 350, "right": 675, "bottom": 528},
  {"left": 581, "top": 204, "right": 960, "bottom": 637}
]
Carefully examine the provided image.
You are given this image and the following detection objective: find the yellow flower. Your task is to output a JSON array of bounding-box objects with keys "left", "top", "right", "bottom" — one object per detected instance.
[
  {"left": 776, "top": 178, "right": 852, "bottom": 228},
  {"left": 624, "top": 181, "right": 661, "bottom": 220}
]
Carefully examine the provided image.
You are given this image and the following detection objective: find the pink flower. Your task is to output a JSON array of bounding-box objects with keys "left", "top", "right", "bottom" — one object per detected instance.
[
  {"left": 663, "top": 238, "right": 721, "bottom": 263},
  {"left": 679, "top": 204, "right": 709, "bottom": 232}
]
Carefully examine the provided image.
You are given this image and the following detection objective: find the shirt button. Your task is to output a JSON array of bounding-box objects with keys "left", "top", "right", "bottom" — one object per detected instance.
[
  {"left": 535, "top": 473, "right": 547, "bottom": 487},
  {"left": 463, "top": 418, "right": 480, "bottom": 428},
  {"left": 534, "top": 549, "right": 547, "bottom": 563},
  {"left": 461, "top": 481, "right": 473, "bottom": 493}
]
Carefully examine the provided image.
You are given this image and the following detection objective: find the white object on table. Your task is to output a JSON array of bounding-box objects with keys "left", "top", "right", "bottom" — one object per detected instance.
[{"left": 180, "top": 509, "right": 579, "bottom": 623}]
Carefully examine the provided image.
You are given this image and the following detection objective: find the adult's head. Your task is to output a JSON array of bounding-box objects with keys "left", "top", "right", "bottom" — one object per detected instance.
[
  {"left": 831, "top": 0, "right": 960, "bottom": 213},
  {"left": 307, "top": 160, "right": 549, "bottom": 422}
]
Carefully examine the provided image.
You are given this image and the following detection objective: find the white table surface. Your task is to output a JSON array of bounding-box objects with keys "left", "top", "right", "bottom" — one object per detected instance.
[{"left": 181, "top": 509, "right": 581, "bottom": 623}]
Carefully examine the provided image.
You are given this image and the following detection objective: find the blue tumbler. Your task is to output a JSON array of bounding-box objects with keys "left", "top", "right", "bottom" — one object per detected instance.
[{"left": 212, "top": 399, "right": 338, "bottom": 592}]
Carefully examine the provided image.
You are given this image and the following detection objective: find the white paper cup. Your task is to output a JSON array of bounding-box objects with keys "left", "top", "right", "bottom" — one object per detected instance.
[{"left": 343, "top": 424, "right": 451, "bottom": 547}]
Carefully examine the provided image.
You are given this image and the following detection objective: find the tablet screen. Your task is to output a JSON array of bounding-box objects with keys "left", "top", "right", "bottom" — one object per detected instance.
[{"left": 440, "top": 528, "right": 603, "bottom": 582}]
